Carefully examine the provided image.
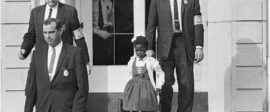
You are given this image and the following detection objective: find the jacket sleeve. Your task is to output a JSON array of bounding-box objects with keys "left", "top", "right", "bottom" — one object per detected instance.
[
  {"left": 151, "top": 58, "right": 164, "bottom": 89},
  {"left": 71, "top": 8, "right": 90, "bottom": 64},
  {"left": 21, "top": 9, "right": 36, "bottom": 58},
  {"left": 24, "top": 51, "right": 37, "bottom": 112},
  {"left": 193, "top": 0, "right": 204, "bottom": 47},
  {"left": 146, "top": 0, "right": 158, "bottom": 50},
  {"left": 72, "top": 48, "right": 89, "bottom": 112},
  {"left": 127, "top": 57, "right": 135, "bottom": 78}
]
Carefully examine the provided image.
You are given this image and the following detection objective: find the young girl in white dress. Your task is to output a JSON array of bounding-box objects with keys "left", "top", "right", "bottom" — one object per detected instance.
[{"left": 123, "top": 36, "right": 165, "bottom": 112}]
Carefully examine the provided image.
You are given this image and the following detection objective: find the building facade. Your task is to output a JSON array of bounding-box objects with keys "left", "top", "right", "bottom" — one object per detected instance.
[{"left": 0, "top": 0, "right": 268, "bottom": 112}]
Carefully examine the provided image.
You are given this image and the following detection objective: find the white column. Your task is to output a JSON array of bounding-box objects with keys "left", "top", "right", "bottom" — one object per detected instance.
[
  {"left": 133, "top": 0, "right": 145, "bottom": 37},
  {"left": 0, "top": 0, "right": 2, "bottom": 111},
  {"left": 79, "top": 0, "right": 92, "bottom": 65},
  {"left": 207, "top": 0, "right": 232, "bottom": 112},
  {"left": 132, "top": 0, "right": 145, "bottom": 56},
  {"left": 86, "top": 0, "right": 93, "bottom": 66},
  {"left": 267, "top": 0, "right": 270, "bottom": 110}
]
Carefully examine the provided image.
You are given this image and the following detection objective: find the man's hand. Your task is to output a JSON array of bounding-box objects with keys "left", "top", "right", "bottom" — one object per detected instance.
[
  {"left": 194, "top": 48, "right": 204, "bottom": 63},
  {"left": 86, "top": 63, "right": 91, "bottom": 76},
  {"left": 95, "top": 29, "right": 111, "bottom": 40},
  {"left": 146, "top": 50, "right": 155, "bottom": 57},
  {"left": 18, "top": 49, "right": 26, "bottom": 60}
]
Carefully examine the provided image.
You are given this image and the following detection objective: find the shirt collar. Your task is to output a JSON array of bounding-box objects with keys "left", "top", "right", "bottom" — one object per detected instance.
[
  {"left": 136, "top": 56, "right": 146, "bottom": 61},
  {"left": 46, "top": 2, "right": 59, "bottom": 10},
  {"left": 49, "top": 41, "right": 63, "bottom": 52}
]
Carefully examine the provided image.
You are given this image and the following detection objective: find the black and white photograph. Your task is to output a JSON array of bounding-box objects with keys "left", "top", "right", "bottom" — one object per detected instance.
[{"left": 0, "top": 0, "right": 269, "bottom": 112}]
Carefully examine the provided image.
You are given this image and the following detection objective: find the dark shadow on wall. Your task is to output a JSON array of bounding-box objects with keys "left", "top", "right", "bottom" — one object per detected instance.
[{"left": 224, "top": 38, "right": 267, "bottom": 112}]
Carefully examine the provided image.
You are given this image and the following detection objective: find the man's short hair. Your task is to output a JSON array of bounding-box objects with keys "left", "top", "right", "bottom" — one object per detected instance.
[{"left": 43, "top": 18, "right": 63, "bottom": 30}]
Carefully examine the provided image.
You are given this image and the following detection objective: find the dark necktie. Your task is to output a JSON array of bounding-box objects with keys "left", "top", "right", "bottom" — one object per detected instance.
[
  {"left": 98, "top": 0, "right": 104, "bottom": 29},
  {"left": 48, "top": 8, "right": 53, "bottom": 19},
  {"left": 48, "top": 47, "right": 56, "bottom": 74},
  {"left": 174, "top": 0, "right": 180, "bottom": 30}
]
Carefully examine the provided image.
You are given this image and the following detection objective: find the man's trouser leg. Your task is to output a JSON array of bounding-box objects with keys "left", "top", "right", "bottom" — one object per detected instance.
[
  {"left": 160, "top": 35, "right": 194, "bottom": 112},
  {"left": 174, "top": 36, "right": 194, "bottom": 112}
]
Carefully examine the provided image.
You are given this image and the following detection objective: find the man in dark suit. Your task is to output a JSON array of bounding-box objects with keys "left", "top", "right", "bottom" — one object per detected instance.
[
  {"left": 24, "top": 18, "right": 89, "bottom": 112},
  {"left": 146, "top": 0, "right": 204, "bottom": 111},
  {"left": 18, "top": 0, "right": 91, "bottom": 74}
]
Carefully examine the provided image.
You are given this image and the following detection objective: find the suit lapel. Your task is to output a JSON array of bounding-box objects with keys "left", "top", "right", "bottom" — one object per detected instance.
[
  {"left": 164, "top": 0, "right": 173, "bottom": 33},
  {"left": 165, "top": 0, "right": 172, "bottom": 18},
  {"left": 51, "top": 44, "right": 67, "bottom": 83},
  {"left": 38, "top": 5, "right": 46, "bottom": 23},
  {"left": 57, "top": 3, "right": 65, "bottom": 21},
  {"left": 37, "top": 5, "right": 46, "bottom": 40},
  {"left": 41, "top": 46, "right": 51, "bottom": 83}
]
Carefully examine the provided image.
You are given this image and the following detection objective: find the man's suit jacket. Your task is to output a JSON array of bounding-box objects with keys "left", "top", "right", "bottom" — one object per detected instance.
[
  {"left": 21, "top": 2, "right": 90, "bottom": 63},
  {"left": 24, "top": 44, "right": 89, "bottom": 112},
  {"left": 146, "top": 0, "right": 204, "bottom": 61}
]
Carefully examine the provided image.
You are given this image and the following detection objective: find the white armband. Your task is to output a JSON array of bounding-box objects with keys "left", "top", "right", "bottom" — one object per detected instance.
[
  {"left": 194, "top": 15, "right": 203, "bottom": 25},
  {"left": 196, "top": 46, "right": 203, "bottom": 49},
  {"left": 73, "top": 28, "right": 84, "bottom": 39},
  {"left": 184, "top": 0, "right": 188, "bottom": 4}
]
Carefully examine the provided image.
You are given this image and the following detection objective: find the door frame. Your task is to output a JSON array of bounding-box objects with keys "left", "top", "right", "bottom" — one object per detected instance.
[
  {"left": 267, "top": 0, "right": 269, "bottom": 108},
  {"left": 0, "top": 0, "right": 3, "bottom": 111}
]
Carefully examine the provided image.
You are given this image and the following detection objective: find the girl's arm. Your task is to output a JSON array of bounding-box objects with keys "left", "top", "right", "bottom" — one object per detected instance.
[
  {"left": 127, "top": 56, "right": 135, "bottom": 78},
  {"left": 151, "top": 58, "right": 165, "bottom": 89}
]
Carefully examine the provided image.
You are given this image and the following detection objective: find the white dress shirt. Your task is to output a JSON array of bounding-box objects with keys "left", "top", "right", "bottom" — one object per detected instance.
[
  {"left": 44, "top": 3, "right": 59, "bottom": 20},
  {"left": 136, "top": 57, "right": 146, "bottom": 67},
  {"left": 93, "top": 0, "right": 113, "bottom": 33},
  {"left": 170, "top": 0, "right": 182, "bottom": 32},
  {"left": 47, "top": 41, "right": 63, "bottom": 81},
  {"left": 170, "top": 0, "right": 203, "bottom": 49}
]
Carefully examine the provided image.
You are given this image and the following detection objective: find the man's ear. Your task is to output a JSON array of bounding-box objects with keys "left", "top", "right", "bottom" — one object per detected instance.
[{"left": 61, "top": 24, "right": 66, "bottom": 34}]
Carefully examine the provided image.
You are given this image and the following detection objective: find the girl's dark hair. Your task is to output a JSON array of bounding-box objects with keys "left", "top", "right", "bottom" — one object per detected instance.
[{"left": 133, "top": 36, "right": 149, "bottom": 48}]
